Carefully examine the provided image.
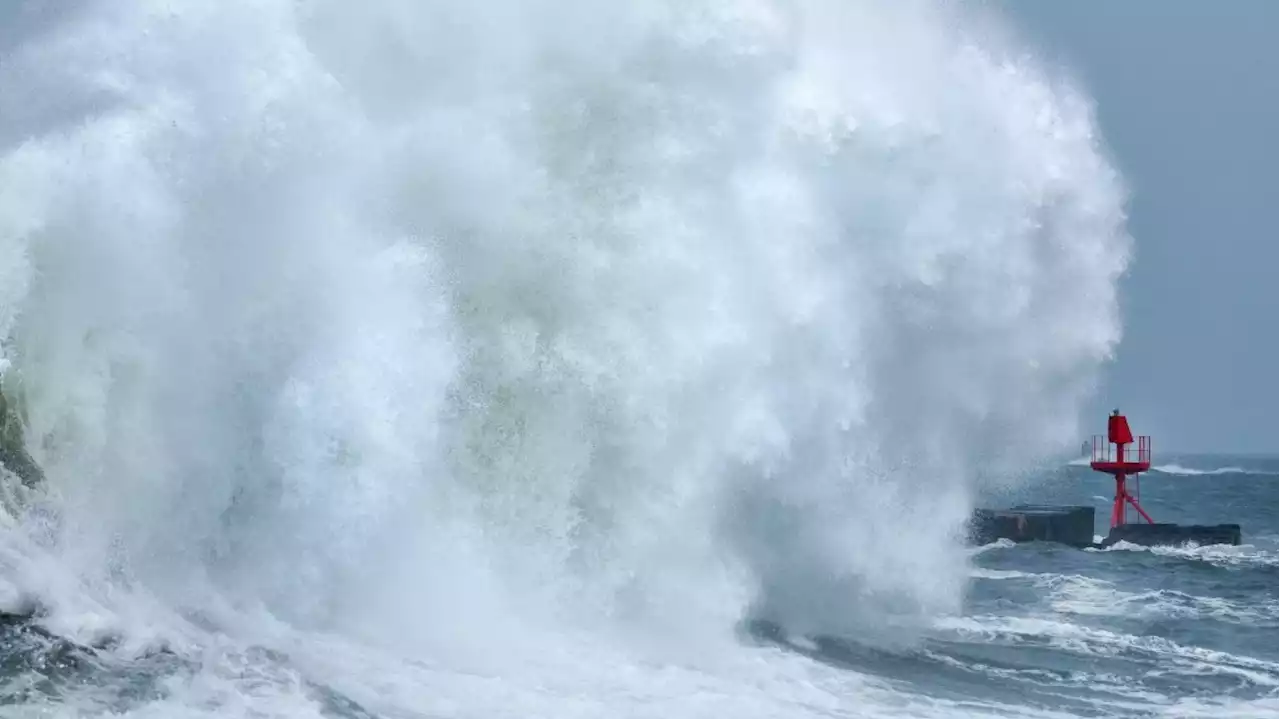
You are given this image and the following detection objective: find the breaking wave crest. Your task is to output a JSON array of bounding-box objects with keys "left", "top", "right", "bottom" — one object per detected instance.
[{"left": 0, "top": 0, "right": 1129, "bottom": 679}]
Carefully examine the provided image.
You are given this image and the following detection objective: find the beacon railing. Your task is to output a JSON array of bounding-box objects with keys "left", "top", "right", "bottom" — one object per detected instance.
[{"left": 1090, "top": 435, "right": 1152, "bottom": 465}]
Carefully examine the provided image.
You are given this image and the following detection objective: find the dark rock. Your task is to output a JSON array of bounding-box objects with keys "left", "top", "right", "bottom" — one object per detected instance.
[
  {"left": 0, "top": 387, "right": 43, "bottom": 488},
  {"left": 1099, "top": 522, "right": 1241, "bottom": 548},
  {"left": 968, "top": 505, "right": 1096, "bottom": 548}
]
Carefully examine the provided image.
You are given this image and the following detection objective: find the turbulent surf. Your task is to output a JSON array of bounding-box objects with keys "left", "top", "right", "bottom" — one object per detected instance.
[{"left": 6, "top": 3, "right": 1264, "bottom": 719}]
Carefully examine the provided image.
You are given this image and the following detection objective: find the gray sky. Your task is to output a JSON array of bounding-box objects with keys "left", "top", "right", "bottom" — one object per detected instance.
[{"left": 1001, "top": 1, "right": 1277, "bottom": 455}]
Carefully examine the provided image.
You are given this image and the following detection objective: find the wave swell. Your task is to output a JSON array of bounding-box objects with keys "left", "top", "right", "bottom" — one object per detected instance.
[{"left": 0, "top": 0, "right": 1130, "bottom": 660}]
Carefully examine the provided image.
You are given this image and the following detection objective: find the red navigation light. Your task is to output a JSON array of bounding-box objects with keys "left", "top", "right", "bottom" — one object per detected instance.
[{"left": 1088, "top": 410, "right": 1155, "bottom": 529}]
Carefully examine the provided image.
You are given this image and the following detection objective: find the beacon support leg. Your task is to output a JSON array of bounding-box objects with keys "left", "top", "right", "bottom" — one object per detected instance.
[
  {"left": 1124, "top": 493, "right": 1155, "bottom": 525},
  {"left": 1112, "top": 474, "right": 1128, "bottom": 528}
]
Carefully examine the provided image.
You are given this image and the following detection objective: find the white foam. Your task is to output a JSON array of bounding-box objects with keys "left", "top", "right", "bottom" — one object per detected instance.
[
  {"left": 972, "top": 565, "right": 1277, "bottom": 624},
  {"left": 0, "top": 0, "right": 1134, "bottom": 716},
  {"left": 936, "top": 614, "right": 1279, "bottom": 688},
  {"left": 1089, "top": 540, "right": 1279, "bottom": 568},
  {"left": 1151, "top": 464, "right": 1276, "bottom": 476},
  {"left": 1155, "top": 695, "right": 1280, "bottom": 718},
  {"left": 1045, "top": 578, "right": 1275, "bottom": 625}
]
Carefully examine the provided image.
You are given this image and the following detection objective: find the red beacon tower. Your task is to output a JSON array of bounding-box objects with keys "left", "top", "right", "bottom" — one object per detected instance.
[
  {"left": 969, "top": 409, "right": 1241, "bottom": 549},
  {"left": 1089, "top": 409, "right": 1154, "bottom": 528}
]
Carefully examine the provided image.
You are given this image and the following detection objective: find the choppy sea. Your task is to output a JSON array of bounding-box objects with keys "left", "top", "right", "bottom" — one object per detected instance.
[{"left": 2, "top": 455, "right": 1274, "bottom": 718}]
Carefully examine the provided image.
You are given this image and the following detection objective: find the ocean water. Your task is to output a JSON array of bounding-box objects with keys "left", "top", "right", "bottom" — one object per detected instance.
[
  {"left": 2, "top": 456, "right": 1274, "bottom": 718},
  {"left": 0, "top": 1, "right": 1275, "bottom": 717},
  {"left": 957, "top": 457, "right": 1279, "bottom": 717}
]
